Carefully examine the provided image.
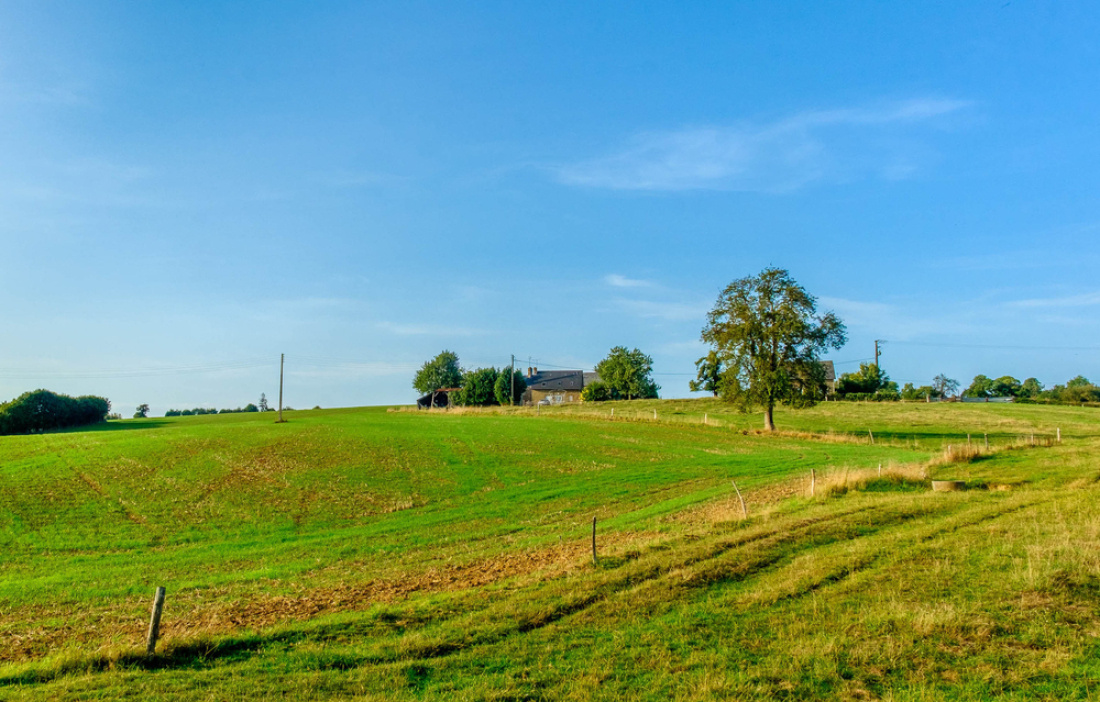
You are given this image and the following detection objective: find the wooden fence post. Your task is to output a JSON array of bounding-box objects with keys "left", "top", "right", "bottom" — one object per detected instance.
[
  {"left": 591, "top": 516, "right": 598, "bottom": 565},
  {"left": 868, "top": 430, "right": 875, "bottom": 445},
  {"left": 147, "top": 586, "right": 166, "bottom": 655},
  {"left": 1057, "top": 428, "right": 1061, "bottom": 443},
  {"left": 985, "top": 433, "right": 989, "bottom": 450},
  {"left": 810, "top": 468, "right": 816, "bottom": 497}
]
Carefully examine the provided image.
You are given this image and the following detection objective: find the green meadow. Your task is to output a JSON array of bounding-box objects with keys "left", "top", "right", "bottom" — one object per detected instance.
[{"left": 1, "top": 400, "right": 1098, "bottom": 699}]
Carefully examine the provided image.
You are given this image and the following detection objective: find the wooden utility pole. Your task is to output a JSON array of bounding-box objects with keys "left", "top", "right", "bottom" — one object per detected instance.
[
  {"left": 511, "top": 354, "right": 515, "bottom": 406},
  {"left": 277, "top": 353, "right": 285, "bottom": 423},
  {"left": 874, "top": 340, "right": 884, "bottom": 368}
]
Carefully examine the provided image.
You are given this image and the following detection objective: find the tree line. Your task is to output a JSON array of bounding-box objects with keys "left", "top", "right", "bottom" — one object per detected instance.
[
  {"left": 162, "top": 393, "right": 281, "bottom": 416},
  {"left": 960, "top": 374, "right": 1100, "bottom": 404},
  {"left": 808, "top": 364, "right": 1097, "bottom": 405},
  {"left": 413, "top": 351, "right": 527, "bottom": 406},
  {"left": 412, "top": 346, "right": 659, "bottom": 406},
  {"left": 0, "top": 389, "right": 111, "bottom": 435}
]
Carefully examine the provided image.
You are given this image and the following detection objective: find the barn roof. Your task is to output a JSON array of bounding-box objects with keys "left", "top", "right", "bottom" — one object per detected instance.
[{"left": 526, "top": 370, "right": 586, "bottom": 391}]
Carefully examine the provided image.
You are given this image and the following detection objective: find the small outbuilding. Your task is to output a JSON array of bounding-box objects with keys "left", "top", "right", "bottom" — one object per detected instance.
[{"left": 416, "top": 388, "right": 461, "bottom": 409}]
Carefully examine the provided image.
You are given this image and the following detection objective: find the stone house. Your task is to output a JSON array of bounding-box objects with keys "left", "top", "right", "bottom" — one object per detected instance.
[{"left": 521, "top": 367, "right": 597, "bottom": 405}]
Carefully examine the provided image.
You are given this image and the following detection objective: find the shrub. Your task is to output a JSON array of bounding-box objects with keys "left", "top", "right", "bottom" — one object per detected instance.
[
  {"left": 494, "top": 370, "right": 527, "bottom": 406},
  {"left": 581, "top": 381, "right": 613, "bottom": 402},
  {"left": 0, "top": 390, "right": 111, "bottom": 435},
  {"left": 456, "top": 367, "right": 500, "bottom": 406}
]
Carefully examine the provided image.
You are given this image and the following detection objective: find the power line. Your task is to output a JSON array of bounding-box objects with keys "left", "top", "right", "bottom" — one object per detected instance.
[
  {"left": 0, "top": 358, "right": 275, "bottom": 380},
  {"left": 890, "top": 341, "right": 1100, "bottom": 352}
]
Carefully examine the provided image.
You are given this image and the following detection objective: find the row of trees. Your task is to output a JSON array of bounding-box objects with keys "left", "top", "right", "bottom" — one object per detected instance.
[
  {"left": 0, "top": 390, "right": 111, "bottom": 435},
  {"left": 833, "top": 369, "right": 1099, "bottom": 405},
  {"left": 962, "top": 374, "right": 1100, "bottom": 404},
  {"left": 413, "top": 346, "right": 660, "bottom": 406},
  {"left": 413, "top": 351, "right": 527, "bottom": 406},
  {"left": 162, "top": 393, "right": 277, "bottom": 417}
]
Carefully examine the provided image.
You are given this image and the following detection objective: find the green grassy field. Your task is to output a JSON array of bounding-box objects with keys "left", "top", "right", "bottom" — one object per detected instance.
[{"left": 1, "top": 400, "right": 1098, "bottom": 699}]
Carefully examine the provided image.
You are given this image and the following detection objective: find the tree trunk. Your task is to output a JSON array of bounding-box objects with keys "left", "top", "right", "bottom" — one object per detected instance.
[{"left": 764, "top": 403, "right": 775, "bottom": 431}]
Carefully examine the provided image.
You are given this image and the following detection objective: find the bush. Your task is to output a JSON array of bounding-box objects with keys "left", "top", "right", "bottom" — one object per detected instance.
[
  {"left": 839, "top": 391, "right": 899, "bottom": 402},
  {"left": 456, "top": 367, "right": 500, "bottom": 406},
  {"left": 0, "top": 390, "right": 111, "bottom": 435},
  {"left": 581, "top": 381, "right": 613, "bottom": 402}
]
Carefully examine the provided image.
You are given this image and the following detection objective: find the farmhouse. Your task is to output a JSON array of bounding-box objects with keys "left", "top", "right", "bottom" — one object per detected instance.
[{"left": 521, "top": 367, "right": 598, "bottom": 405}]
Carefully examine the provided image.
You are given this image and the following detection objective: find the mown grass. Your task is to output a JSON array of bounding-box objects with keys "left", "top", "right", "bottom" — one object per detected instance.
[{"left": 1, "top": 400, "right": 1097, "bottom": 699}]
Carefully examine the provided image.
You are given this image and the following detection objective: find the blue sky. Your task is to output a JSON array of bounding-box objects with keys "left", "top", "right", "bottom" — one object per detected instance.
[{"left": 2, "top": 1, "right": 1099, "bottom": 414}]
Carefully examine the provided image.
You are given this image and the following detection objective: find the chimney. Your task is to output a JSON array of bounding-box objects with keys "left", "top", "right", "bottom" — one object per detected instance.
[
  {"left": 533, "top": 367, "right": 538, "bottom": 376},
  {"left": 527, "top": 367, "right": 533, "bottom": 378}
]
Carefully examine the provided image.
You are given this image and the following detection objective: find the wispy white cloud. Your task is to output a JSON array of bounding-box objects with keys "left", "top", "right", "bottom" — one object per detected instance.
[
  {"left": 1010, "top": 292, "right": 1100, "bottom": 308},
  {"left": 604, "top": 273, "right": 653, "bottom": 288},
  {"left": 556, "top": 98, "right": 970, "bottom": 192}
]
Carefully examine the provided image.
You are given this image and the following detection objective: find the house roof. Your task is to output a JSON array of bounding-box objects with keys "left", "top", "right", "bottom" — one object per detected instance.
[
  {"left": 526, "top": 370, "right": 586, "bottom": 391},
  {"left": 820, "top": 361, "right": 835, "bottom": 382}
]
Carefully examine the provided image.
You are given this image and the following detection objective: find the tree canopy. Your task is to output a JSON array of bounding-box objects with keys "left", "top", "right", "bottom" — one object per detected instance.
[
  {"left": 455, "top": 367, "right": 499, "bottom": 406},
  {"left": 932, "top": 374, "right": 959, "bottom": 399},
  {"left": 836, "top": 363, "right": 897, "bottom": 397},
  {"left": 595, "top": 347, "right": 659, "bottom": 400},
  {"left": 688, "top": 351, "right": 722, "bottom": 396},
  {"left": 413, "top": 350, "right": 463, "bottom": 395},
  {"left": 494, "top": 369, "right": 527, "bottom": 406},
  {"left": 701, "top": 268, "right": 846, "bottom": 431}
]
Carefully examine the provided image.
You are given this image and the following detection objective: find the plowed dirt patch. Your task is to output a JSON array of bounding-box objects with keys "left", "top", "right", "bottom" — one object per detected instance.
[{"left": 2, "top": 538, "right": 626, "bottom": 662}]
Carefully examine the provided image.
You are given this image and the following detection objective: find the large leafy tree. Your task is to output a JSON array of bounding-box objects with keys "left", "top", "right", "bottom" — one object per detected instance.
[
  {"left": 932, "top": 374, "right": 959, "bottom": 399},
  {"left": 701, "top": 268, "right": 846, "bottom": 431},
  {"left": 963, "top": 375, "right": 994, "bottom": 398},
  {"left": 596, "top": 347, "right": 659, "bottom": 400},
  {"left": 413, "top": 350, "right": 463, "bottom": 395},
  {"left": 689, "top": 351, "right": 723, "bottom": 396},
  {"left": 494, "top": 369, "right": 527, "bottom": 406},
  {"left": 991, "top": 375, "right": 1022, "bottom": 397},
  {"left": 456, "top": 367, "right": 499, "bottom": 406},
  {"left": 836, "top": 363, "right": 898, "bottom": 397},
  {"left": 1019, "top": 377, "right": 1043, "bottom": 398}
]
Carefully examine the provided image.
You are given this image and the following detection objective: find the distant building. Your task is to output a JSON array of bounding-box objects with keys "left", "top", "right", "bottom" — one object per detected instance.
[
  {"left": 416, "top": 388, "right": 461, "bottom": 409},
  {"left": 821, "top": 360, "right": 836, "bottom": 396},
  {"left": 521, "top": 367, "right": 597, "bottom": 405}
]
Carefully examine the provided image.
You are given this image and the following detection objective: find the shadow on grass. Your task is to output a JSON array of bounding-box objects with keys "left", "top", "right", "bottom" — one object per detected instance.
[
  {"left": 0, "top": 632, "right": 300, "bottom": 686},
  {"left": 1, "top": 420, "right": 172, "bottom": 438},
  {"left": 81, "top": 420, "right": 173, "bottom": 433}
]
